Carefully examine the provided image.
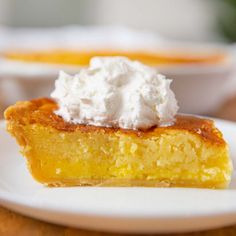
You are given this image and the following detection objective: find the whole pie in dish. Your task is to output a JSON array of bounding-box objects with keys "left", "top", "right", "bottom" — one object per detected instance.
[
  {"left": 4, "top": 98, "right": 232, "bottom": 188},
  {"left": 4, "top": 49, "right": 228, "bottom": 66}
]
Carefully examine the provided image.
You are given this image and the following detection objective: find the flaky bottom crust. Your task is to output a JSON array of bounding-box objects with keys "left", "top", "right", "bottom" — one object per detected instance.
[{"left": 46, "top": 179, "right": 227, "bottom": 188}]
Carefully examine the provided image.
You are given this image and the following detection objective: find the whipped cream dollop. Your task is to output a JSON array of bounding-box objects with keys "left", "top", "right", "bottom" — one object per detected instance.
[{"left": 51, "top": 57, "right": 178, "bottom": 130}]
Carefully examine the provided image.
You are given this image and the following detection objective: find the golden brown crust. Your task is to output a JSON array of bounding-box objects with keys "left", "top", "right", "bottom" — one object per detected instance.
[
  {"left": 4, "top": 98, "right": 225, "bottom": 145},
  {"left": 45, "top": 179, "right": 227, "bottom": 188}
]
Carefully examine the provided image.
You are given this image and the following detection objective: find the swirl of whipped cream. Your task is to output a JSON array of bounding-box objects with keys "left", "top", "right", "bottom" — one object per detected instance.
[{"left": 51, "top": 57, "right": 178, "bottom": 130}]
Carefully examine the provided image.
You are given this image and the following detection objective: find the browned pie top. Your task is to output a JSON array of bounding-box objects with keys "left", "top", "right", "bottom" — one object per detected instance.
[
  {"left": 4, "top": 98, "right": 226, "bottom": 145},
  {"left": 4, "top": 50, "right": 227, "bottom": 66}
]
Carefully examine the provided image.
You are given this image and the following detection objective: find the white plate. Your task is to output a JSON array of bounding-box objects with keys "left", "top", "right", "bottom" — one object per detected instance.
[{"left": 0, "top": 119, "right": 235, "bottom": 234}]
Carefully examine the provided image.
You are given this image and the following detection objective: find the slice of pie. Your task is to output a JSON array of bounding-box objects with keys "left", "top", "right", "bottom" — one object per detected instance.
[{"left": 4, "top": 98, "right": 232, "bottom": 188}]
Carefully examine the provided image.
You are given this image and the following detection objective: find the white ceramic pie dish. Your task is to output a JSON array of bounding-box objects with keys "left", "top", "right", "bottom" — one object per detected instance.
[
  {"left": 0, "top": 26, "right": 235, "bottom": 114},
  {"left": 0, "top": 55, "right": 235, "bottom": 115}
]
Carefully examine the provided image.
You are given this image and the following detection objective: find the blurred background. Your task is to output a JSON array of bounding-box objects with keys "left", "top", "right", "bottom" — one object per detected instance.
[
  {"left": 1, "top": 0, "right": 236, "bottom": 42},
  {"left": 0, "top": 0, "right": 236, "bottom": 119}
]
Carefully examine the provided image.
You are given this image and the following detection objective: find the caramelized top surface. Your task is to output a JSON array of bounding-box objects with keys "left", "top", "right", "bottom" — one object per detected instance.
[
  {"left": 4, "top": 98, "right": 225, "bottom": 145},
  {"left": 4, "top": 50, "right": 227, "bottom": 66}
]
